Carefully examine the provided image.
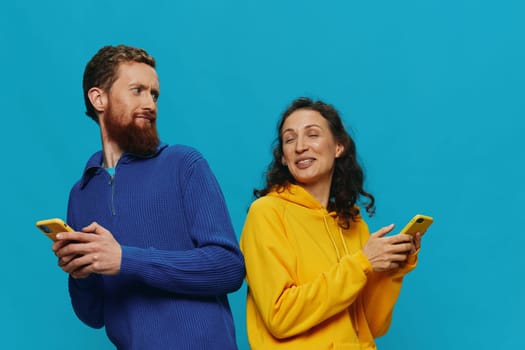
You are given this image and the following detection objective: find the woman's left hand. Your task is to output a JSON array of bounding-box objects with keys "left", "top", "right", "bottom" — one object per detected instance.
[{"left": 410, "top": 232, "right": 422, "bottom": 254}]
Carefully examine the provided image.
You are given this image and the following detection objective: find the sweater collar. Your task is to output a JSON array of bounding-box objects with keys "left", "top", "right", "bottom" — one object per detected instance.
[{"left": 79, "top": 142, "right": 168, "bottom": 188}]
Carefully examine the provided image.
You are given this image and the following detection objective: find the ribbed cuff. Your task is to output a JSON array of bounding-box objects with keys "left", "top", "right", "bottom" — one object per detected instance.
[
  {"left": 120, "top": 245, "right": 149, "bottom": 277},
  {"left": 69, "top": 274, "right": 100, "bottom": 290}
]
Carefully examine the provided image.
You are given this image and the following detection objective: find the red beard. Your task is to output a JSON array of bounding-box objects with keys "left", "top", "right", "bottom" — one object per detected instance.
[{"left": 104, "top": 112, "right": 160, "bottom": 156}]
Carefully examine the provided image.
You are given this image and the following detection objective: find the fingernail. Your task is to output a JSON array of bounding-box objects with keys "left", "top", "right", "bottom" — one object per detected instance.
[{"left": 56, "top": 234, "right": 62, "bottom": 239}]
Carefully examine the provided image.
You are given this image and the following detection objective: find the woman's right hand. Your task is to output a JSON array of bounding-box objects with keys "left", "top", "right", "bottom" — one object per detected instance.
[{"left": 362, "top": 224, "right": 414, "bottom": 272}]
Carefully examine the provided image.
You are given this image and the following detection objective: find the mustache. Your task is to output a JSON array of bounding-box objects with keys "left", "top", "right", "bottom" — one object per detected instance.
[{"left": 134, "top": 110, "right": 157, "bottom": 122}]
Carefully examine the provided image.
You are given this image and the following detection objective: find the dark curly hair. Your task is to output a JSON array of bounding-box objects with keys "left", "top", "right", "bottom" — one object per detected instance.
[
  {"left": 83, "top": 45, "right": 156, "bottom": 123},
  {"left": 255, "top": 97, "right": 375, "bottom": 229}
]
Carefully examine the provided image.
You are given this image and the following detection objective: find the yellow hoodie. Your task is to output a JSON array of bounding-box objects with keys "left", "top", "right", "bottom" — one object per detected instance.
[{"left": 240, "top": 184, "right": 417, "bottom": 350}]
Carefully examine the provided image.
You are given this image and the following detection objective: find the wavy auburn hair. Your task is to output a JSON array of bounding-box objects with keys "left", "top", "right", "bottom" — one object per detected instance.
[
  {"left": 254, "top": 97, "right": 375, "bottom": 228},
  {"left": 83, "top": 45, "right": 156, "bottom": 123}
]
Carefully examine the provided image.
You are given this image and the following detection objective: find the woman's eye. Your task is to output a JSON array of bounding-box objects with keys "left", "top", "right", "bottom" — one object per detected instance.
[
  {"left": 284, "top": 138, "right": 295, "bottom": 144},
  {"left": 308, "top": 133, "right": 319, "bottom": 138}
]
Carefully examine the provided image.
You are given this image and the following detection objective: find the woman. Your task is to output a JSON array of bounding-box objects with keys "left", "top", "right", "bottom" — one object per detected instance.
[{"left": 240, "top": 97, "right": 421, "bottom": 349}]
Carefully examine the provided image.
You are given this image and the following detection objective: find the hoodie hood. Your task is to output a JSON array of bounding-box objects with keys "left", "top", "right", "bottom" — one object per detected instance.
[
  {"left": 267, "top": 183, "right": 350, "bottom": 260},
  {"left": 267, "top": 183, "right": 337, "bottom": 217}
]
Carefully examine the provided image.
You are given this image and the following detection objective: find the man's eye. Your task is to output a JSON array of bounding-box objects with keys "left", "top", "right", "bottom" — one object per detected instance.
[
  {"left": 152, "top": 93, "right": 159, "bottom": 101},
  {"left": 132, "top": 87, "right": 142, "bottom": 94}
]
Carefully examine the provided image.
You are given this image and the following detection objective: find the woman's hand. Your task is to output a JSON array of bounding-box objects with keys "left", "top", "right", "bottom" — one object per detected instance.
[
  {"left": 362, "top": 224, "right": 415, "bottom": 272},
  {"left": 411, "top": 232, "right": 422, "bottom": 254}
]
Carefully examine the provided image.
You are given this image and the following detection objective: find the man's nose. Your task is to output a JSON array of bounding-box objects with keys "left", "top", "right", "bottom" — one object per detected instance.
[{"left": 142, "top": 93, "right": 157, "bottom": 110}]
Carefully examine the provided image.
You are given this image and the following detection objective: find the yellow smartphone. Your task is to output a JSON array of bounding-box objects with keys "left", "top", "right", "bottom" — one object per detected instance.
[
  {"left": 398, "top": 214, "right": 434, "bottom": 236},
  {"left": 35, "top": 218, "right": 74, "bottom": 241}
]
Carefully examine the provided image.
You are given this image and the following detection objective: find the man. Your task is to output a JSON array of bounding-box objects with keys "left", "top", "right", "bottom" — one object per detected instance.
[{"left": 52, "top": 45, "right": 245, "bottom": 350}]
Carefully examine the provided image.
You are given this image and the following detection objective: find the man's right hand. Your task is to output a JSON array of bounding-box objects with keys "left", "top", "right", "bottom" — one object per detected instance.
[{"left": 52, "top": 222, "right": 122, "bottom": 279}]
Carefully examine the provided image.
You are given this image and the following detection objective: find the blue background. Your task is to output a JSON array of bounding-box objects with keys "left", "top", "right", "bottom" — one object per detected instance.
[{"left": 2, "top": 1, "right": 524, "bottom": 349}]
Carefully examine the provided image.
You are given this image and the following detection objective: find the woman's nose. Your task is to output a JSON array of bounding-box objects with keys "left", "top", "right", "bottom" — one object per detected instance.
[{"left": 295, "top": 136, "right": 308, "bottom": 153}]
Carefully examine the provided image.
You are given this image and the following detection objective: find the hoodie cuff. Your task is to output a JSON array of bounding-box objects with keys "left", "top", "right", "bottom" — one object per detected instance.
[
  {"left": 406, "top": 248, "right": 420, "bottom": 266},
  {"left": 390, "top": 249, "right": 419, "bottom": 278},
  {"left": 351, "top": 250, "right": 373, "bottom": 275}
]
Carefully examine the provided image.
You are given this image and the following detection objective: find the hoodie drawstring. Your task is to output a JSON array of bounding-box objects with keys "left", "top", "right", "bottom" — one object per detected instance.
[
  {"left": 323, "top": 215, "right": 360, "bottom": 338},
  {"left": 322, "top": 216, "right": 349, "bottom": 261}
]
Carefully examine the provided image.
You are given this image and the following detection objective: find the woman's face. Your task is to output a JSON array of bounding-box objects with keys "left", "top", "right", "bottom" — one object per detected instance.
[{"left": 281, "top": 109, "right": 344, "bottom": 193}]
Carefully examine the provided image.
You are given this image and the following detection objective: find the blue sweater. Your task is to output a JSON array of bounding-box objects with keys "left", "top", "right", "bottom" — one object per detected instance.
[{"left": 66, "top": 143, "right": 245, "bottom": 350}]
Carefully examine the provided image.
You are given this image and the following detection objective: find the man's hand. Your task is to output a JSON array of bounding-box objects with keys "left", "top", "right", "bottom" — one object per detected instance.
[
  {"left": 362, "top": 224, "right": 415, "bottom": 272},
  {"left": 52, "top": 222, "right": 122, "bottom": 279}
]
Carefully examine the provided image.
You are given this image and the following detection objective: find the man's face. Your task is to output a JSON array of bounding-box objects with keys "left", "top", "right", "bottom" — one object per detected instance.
[{"left": 102, "top": 62, "right": 160, "bottom": 155}]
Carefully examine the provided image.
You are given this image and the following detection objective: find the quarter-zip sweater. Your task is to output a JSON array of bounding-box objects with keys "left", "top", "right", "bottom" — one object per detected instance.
[
  {"left": 240, "top": 184, "right": 417, "bottom": 350},
  {"left": 67, "top": 143, "right": 245, "bottom": 350}
]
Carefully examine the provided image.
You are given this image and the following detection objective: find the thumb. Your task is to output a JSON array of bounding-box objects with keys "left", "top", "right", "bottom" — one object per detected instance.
[
  {"left": 82, "top": 221, "right": 109, "bottom": 235},
  {"left": 372, "top": 224, "right": 395, "bottom": 238}
]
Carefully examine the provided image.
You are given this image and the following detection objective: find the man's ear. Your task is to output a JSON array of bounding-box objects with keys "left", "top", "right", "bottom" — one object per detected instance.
[{"left": 88, "top": 87, "right": 107, "bottom": 113}]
